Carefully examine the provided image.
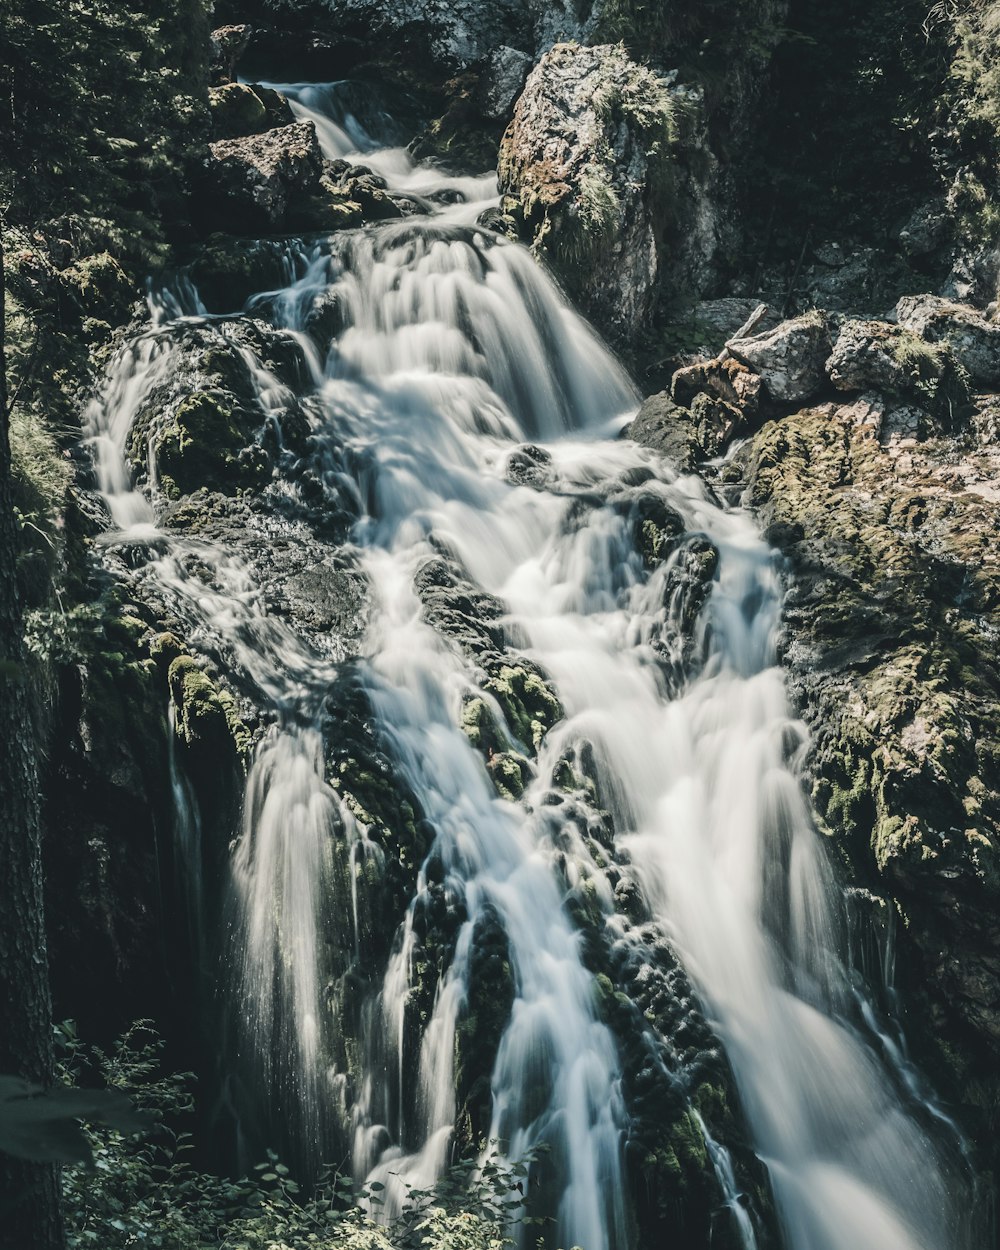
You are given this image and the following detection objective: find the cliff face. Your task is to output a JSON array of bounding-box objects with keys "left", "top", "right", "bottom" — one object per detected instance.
[{"left": 5, "top": 0, "right": 1000, "bottom": 1242}]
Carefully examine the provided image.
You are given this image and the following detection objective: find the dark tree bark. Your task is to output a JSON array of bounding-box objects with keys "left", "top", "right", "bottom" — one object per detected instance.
[{"left": 0, "top": 239, "right": 65, "bottom": 1248}]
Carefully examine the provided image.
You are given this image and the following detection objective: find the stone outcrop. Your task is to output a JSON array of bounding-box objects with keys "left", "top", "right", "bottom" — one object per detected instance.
[
  {"left": 207, "top": 120, "right": 324, "bottom": 229},
  {"left": 726, "top": 310, "right": 833, "bottom": 403},
  {"left": 894, "top": 294, "right": 1000, "bottom": 388},
  {"left": 498, "top": 42, "right": 677, "bottom": 344},
  {"left": 208, "top": 82, "right": 295, "bottom": 140}
]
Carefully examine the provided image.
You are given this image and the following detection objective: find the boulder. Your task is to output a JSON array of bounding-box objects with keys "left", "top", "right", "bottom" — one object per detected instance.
[
  {"left": 627, "top": 392, "right": 703, "bottom": 471},
  {"left": 207, "top": 121, "right": 324, "bottom": 230},
  {"left": 498, "top": 42, "right": 676, "bottom": 343},
  {"left": 827, "top": 319, "right": 970, "bottom": 424},
  {"left": 894, "top": 294, "right": 1000, "bottom": 388},
  {"left": 734, "top": 393, "right": 1000, "bottom": 1095},
  {"left": 726, "top": 310, "right": 832, "bottom": 403},
  {"left": 209, "top": 83, "right": 295, "bottom": 140},
  {"left": 209, "top": 23, "right": 251, "bottom": 85}
]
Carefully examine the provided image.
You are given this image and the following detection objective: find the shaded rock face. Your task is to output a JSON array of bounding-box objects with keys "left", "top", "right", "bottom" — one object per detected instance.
[
  {"left": 250, "top": 0, "right": 533, "bottom": 69},
  {"left": 498, "top": 42, "right": 677, "bottom": 344},
  {"left": 207, "top": 120, "right": 324, "bottom": 229}
]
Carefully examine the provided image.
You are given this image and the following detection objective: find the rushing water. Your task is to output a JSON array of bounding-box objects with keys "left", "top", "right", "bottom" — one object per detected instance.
[{"left": 85, "top": 79, "right": 976, "bottom": 1250}]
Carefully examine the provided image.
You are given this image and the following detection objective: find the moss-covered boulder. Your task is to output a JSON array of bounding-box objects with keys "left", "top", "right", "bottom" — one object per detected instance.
[
  {"left": 154, "top": 390, "right": 266, "bottom": 499},
  {"left": 826, "top": 319, "right": 970, "bottom": 426},
  {"left": 498, "top": 42, "right": 678, "bottom": 343},
  {"left": 208, "top": 82, "right": 295, "bottom": 140},
  {"left": 894, "top": 294, "right": 1000, "bottom": 388},
  {"left": 168, "top": 654, "right": 252, "bottom": 763}
]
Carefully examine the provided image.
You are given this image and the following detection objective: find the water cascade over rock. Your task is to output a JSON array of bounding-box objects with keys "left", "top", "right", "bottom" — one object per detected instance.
[{"left": 83, "top": 79, "right": 979, "bottom": 1250}]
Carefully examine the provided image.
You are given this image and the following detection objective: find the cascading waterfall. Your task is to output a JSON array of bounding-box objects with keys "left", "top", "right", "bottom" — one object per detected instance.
[{"left": 84, "top": 77, "right": 976, "bottom": 1250}]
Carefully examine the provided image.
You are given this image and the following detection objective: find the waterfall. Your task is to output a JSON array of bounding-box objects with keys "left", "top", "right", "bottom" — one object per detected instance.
[{"left": 84, "top": 77, "right": 975, "bottom": 1250}]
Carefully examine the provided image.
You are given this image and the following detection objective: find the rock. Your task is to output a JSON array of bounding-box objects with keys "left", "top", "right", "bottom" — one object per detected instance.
[
  {"left": 898, "top": 200, "right": 952, "bottom": 261},
  {"left": 727, "top": 310, "right": 833, "bottom": 403},
  {"left": 498, "top": 42, "right": 676, "bottom": 343},
  {"left": 894, "top": 294, "right": 1000, "bottom": 388},
  {"left": 671, "top": 356, "right": 762, "bottom": 416},
  {"left": 736, "top": 394, "right": 1000, "bottom": 1081},
  {"left": 59, "top": 252, "right": 136, "bottom": 323},
  {"left": 209, "top": 24, "right": 251, "bottom": 85},
  {"left": 207, "top": 121, "right": 324, "bottom": 231},
  {"left": 627, "top": 392, "right": 703, "bottom": 471},
  {"left": 209, "top": 83, "right": 295, "bottom": 140},
  {"left": 477, "top": 45, "right": 533, "bottom": 120},
  {"left": 827, "top": 319, "right": 970, "bottom": 424}
]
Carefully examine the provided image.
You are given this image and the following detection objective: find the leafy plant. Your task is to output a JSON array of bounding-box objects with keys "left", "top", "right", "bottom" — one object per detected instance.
[{"left": 56, "top": 1022, "right": 543, "bottom": 1250}]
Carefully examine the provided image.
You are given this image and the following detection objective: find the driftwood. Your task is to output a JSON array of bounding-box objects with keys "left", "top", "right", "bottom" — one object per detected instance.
[{"left": 720, "top": 303, "right": 769, "bottom": 360}]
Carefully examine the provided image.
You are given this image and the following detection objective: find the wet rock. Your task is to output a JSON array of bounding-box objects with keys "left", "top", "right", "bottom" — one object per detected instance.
[
  {"left": 498, "top": 42, "right": 676, "bottom": 344},
  {"left": 736, "top": 393, "right": 1000, "bottom": 1088},
  {"left": 727, "top": 309, "right": 833, "bottom": 403},
  {"left": 630, "top": 491, "right": 685, "bottom": 568},
  {"left": 209, "top": 83, "right": 295, "bottom": 140},
  {"left": 207, "top": 121, "right": 324, "bottom": 231},
  {"left": 168, "top": 654, "right": 252, "bottom": 764},
  {"left": 278, "top": 561, "right": 368, "bottom": 637},
  {"left": 627, "top": 392, "right": 703, "bottom": 471},
  {"left": 505, "top": 443, "right": 553, "bottom": 488},
  {"left": 894, "top": 294, "right": 1000, "bottom": 388}
]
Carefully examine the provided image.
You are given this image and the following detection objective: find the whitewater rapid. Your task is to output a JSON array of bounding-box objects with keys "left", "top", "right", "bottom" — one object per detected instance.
[{"left": 84, "top": 78, "right": 975, "bottom": 1250}]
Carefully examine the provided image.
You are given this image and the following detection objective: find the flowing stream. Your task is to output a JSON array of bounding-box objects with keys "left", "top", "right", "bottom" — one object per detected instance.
[{"left": 85, "top": 79, "right": 974, "bottom": 1250}]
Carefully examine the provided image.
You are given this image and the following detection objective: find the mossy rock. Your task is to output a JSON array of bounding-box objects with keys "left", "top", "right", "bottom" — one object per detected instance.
[
  {"left": 630, "top": 490, "right": 686, "bottom": 568},
  {"left": 154, "top": 390, "right": 267, "bottom": 499},
  {"left": 483, "top": 663, "right": 564, "bottom": 754},
  {"left": 59, "top": 251, "right": 136, "bottom": 323},
  {"left": 167, "top": 654, "right": 252, "bottom": 764},
  {"left": 208, "top": 82, "right": 294, "bottom": 140}
]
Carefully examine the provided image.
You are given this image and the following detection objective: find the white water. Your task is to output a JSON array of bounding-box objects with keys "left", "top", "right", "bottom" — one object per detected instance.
[{"left": 84, "top": 80, "right": 974, "bottom": 1250}]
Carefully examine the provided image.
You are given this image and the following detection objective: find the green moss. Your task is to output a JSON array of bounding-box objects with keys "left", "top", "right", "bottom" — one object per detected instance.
[
  {"left": 59, "top": 252, "right": 136, "bottom": 323},
  {"left": 152, "top": 390, "right": 266, "bottom": 499},
  {"left": 483, "top": 664, "right": 563, "bottom": 753},
  {"left": 167, "top": 654, "right": 251, "bottom": 764},
  {"left": 890, "top": 330, "right": 970, "bottom": 426},
  {"left": 486, "top": 751, "right": 533, "bottom": 801},
  {"left": 208, "top": 82, "right": 267, "bottom": 138}
]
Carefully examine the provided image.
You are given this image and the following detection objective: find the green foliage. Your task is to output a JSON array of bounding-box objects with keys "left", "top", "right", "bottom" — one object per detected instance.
[
  {"left": 1, "top": 0, "right": 210, "bottom": 263},
  {"left": 58, "top": 1022, "right": 537, "bottom": 1250},
  {"left": 945, "top": 1, "right": 1000, "bottom": 241},
  {"left": 890, "top": 331, "right": 970, "bottom": 426}
]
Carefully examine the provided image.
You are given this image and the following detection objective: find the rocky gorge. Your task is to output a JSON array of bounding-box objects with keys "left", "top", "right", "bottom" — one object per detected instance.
[{"left": 3, "top": 2, "right": 1000, "bottom": 1249}]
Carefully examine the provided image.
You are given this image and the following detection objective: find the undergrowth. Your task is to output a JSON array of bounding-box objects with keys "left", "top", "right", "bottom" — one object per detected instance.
[{"left": 57, "top": 1022, "right": 541, "bottom": 1250}]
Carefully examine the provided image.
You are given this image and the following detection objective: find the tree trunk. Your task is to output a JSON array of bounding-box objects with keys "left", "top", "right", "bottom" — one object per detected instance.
[{"left": 0, "top": 239, "right": 65, "bottom": 1248}]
